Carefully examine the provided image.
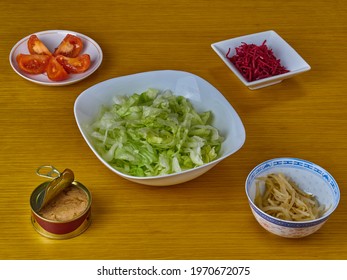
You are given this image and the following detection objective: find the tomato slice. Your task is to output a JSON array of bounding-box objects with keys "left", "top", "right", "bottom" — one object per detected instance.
[
  {"left": 46, "top": 57, "right": 69, "bottom": 81},
  {"left": 27, "top": 35, "right": 52, "bottom": 56},
  {"left": 55, "top": 54, "right": 91, "bottom": 73},
  {"left": 16, "top": 54, "right": 51, "bottom": 74},
  {"left": 53, "top": 34, "right": 83, "bottom": 58}
]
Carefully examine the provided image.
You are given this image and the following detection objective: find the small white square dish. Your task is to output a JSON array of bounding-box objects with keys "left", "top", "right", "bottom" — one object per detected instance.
[
  {"left": 211, "top": 30, "right": 311, "bottom": 90},
  {"left": 74, "top": 70, "right": 246, "bottom": 186}
]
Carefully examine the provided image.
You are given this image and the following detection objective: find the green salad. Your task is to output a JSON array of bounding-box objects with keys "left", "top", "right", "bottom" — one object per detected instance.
[{"left": 87, "top": 89, "right": 224, "bottom": 177}]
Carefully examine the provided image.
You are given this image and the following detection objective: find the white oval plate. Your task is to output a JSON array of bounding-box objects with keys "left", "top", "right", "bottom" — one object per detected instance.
[{"left": 9, "top": 30, "right": 103, "bottom": 86}]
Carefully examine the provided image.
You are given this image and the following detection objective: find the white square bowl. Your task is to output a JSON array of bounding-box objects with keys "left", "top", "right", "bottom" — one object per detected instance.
[
  {"left": 211, "top": 30, "right": 311, "bottom": 90},
  {"left": 74, "top": 70, "right": 246, "bottom": 186}
]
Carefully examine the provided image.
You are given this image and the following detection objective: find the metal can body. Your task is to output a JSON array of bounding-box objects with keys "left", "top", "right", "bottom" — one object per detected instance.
[{"left": 30, "top": 181, "right": 92, "bottom": 239}]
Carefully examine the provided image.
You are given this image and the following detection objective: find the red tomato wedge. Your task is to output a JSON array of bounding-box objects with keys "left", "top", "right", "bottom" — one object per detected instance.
[
  {"left": 46, "top": 57, "right": 69, "bottom": 81},
  {"left": 55, "top": 54, "right": 91, "bottom": 73},
  {"left": 27, "top": 35, "right": 52, "bottom": 56},
  {"left": 53, "top": 34, "right": 83, "bottom": 58},
  {"left": 16, "top": 54, "right": 51, "bottom": 74}
]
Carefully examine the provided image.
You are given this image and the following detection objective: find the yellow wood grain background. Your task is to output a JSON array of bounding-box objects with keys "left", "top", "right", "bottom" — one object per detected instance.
[{"left": 0, "top": 0, "right": 346, "bottom": 260}]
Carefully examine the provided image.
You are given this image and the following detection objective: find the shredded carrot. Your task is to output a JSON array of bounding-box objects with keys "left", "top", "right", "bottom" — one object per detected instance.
[{"left": 226, "top": 40, "right": 289, "bottom": 82}]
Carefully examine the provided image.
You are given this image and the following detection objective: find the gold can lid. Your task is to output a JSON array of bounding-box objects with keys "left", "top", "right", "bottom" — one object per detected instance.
[{"left": 33, "top": 165, "right": 74, "bottom": 212}]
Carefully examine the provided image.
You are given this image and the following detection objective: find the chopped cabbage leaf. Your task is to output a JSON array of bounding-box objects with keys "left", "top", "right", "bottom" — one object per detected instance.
[{"left": 87, "top": 89, "right": 224, "bottom": 177}]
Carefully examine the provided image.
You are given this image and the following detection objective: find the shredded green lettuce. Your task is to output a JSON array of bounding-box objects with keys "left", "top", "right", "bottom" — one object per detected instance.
[{"left": 87, "top": 89, "right": 224, "bottom": 177}]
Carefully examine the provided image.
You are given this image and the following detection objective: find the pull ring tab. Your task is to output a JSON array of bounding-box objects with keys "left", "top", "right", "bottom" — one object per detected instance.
[
  {"left": 36, "top": 165, "right": 61, "bottom": 179},
  {"left": 35, "top": 166, "right": 75, "bottom": 211}
]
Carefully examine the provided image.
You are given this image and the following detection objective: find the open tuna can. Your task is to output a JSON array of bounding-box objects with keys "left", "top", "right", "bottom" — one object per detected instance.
[{"left": 30, "top": 165, "right": 92, "bottom": 239}]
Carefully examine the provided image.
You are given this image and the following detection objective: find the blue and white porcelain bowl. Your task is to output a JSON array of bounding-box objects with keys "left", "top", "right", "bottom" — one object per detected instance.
[{"left": 245, "top": 158, "right": 340, "bottom": 238}]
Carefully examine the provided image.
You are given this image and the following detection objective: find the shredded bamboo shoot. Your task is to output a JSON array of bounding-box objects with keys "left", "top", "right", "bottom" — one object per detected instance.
[{"left": 255, "top": 173, "right": 327, "bottom": 221}]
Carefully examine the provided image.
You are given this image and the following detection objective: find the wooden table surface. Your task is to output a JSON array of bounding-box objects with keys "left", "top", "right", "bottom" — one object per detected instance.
[{"left": 0, "top": 0, "right": 346, "bottom": 260}]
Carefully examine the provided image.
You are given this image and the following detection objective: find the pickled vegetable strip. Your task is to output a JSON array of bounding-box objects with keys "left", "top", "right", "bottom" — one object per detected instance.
[
  {"left": 255, "top": 173, "right": 328, "bottom": 221},
  {"left": 226, "top": 40, "right": 289, "bottom": 82}
]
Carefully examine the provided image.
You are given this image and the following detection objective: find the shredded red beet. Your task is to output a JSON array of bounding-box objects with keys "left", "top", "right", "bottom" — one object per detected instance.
[{"left": 226, "top": 40, "right": 289, "bottom": 82}]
